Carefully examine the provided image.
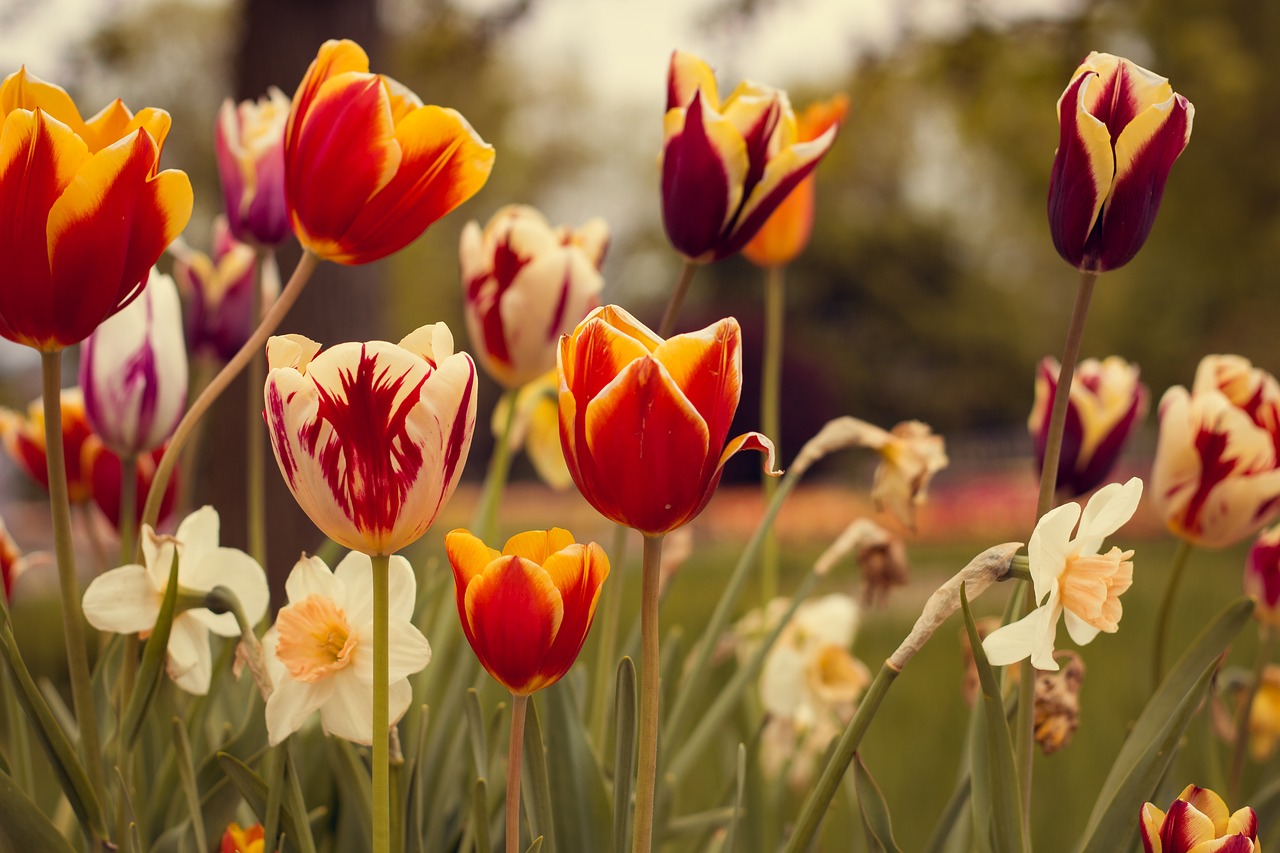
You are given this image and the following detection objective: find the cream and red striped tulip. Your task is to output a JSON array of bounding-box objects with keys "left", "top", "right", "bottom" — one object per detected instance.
[
  {"left": 661, "top": 51, "right": 838, "bottom": 263},
  {"left": 0, "top": 68, "right": 192, "bottom": 350},
  {"left": 285, "top": 40, "right": 495, "bottom": 265},
  {"left": 1047, "top": 52, "right": 1193, "bottom": 273},
  {"left": 1141, "top": 785, "right": 1259, "bottom": 853},
  {"left": 215, "top": 87, "right": 290, "bottom": 247},
  {"left": 1152, "top": 355, "right": 1280, "bottom": 549},
  {"left": 264, "top": 324, "right": 477, "bottom": 556},
  {"left": 461, "top": 205, "right": 607, "bottom": 389},
  {"left": 557, "top": 305, "right": 777, "bottom": 535}
]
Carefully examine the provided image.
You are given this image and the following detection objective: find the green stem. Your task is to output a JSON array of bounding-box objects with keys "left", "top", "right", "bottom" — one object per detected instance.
[
  {"left": 0, "top": 651, "right": 32, "bottom": 793},
  {"left": 118, "top": 453, "right": 137, "bottom": 565},
  {"left": 246, "top": 249, "right": 276, "bottom": 570},
  {"left": 1153, "top": 539, "right": 1195, "bottom": 686},
  {"left": 507, "top": 693, "right": 528, "bottom": 853},
  {"left": 472, "top": 389, "right": 518, "bottom": 543},
  {"left": 139, "top": 250, "right": 320, "bottom": 538},
  {"left": 657, "top": 260, "right": 698, "bottom": 339},
  {"left": 373, "top": 553, "right": 391, "bottom": 853},
  {"left": 589, "top": 523, "right": 630, "bottom": 754},
  {"left": 1229, "top": 624, "right": 1275, "bottom": 801},
  {"left": 116, "top": 450, "right": 140, "bottom": 844},
  {"left": 760, "top": 264, "right": 785, "bottom": 605},
  {"left": 40, "top": 351, "right": 106, "bottom": 813},
  {"left": 632, "top": 534, "right": 665, "bottom": 853},
  {"left": 178, "top": 356, "right": 219, "bottom": 514}
]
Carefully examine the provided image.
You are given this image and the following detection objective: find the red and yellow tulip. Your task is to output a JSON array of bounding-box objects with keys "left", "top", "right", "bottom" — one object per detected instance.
[
  {"left": 1140, "top": 785, "right": 1259, "bottom": 853},
  {"left": 1047, "top": 52, "right": 1193, "bottom": 273},
  {"left": 221, "top": 822, "right": 265, "bottom": 853},
  {"left": 661, "top": 51, "right": 838, "bottom": 263},
  {"left": 558, "top": 305, "right": 777, "bottom": 535},
  {"left": 285, "top": 40, "right": 495, "bottom": 265},
  {"left": 83, "top": 438, "right": 178, "bottom": 531},
  {"left": 172, "top": 217, "right": 265, "bottom": 363},
  {"left": 0, "top": 389, "right": 96, "bottom": 502},
  {"left": 446, "top": 527, "right": 608, "bottom": 695}
]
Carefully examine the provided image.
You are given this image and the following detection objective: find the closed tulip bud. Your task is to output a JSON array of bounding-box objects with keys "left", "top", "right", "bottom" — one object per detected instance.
[
  {"left": 661, "top": 51, "right": 838, "bottom": 262},
  {"left": 1245, "top": 524, "right": 1280, "bottom": 625},
  {"left": 461, "top": 205, "right": 607, "bottom": 389},
  {"left": 1029, "top": 356, "right": 1149, "bottom": 497},
  {"left": 173, "top": 218, "right": 268, "bottom": 362},
  {"left": 0, "top": 389, "right": 95, "bottom": 502},
  {"left": 1047, "top": 52, "right": 1193, "bottom": 273},
  {"left": 1140, "top": 785, "right": 1259, "bottom": 853},
  {"left": 215, "top": 88, "right": 290, "bottom": 246}
]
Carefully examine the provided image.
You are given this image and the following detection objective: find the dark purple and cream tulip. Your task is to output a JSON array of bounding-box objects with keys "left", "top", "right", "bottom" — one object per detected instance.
[{"left": 215, "top": 87, "right": 291, "bottom": 247}]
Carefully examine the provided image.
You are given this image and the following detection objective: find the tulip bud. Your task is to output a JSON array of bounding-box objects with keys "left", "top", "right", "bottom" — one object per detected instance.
[
  {"left": 216, "top": 88, "right": 290, "bottom": 246},
  {"left": 172, "top": 218, "right": 269, "bottom": 362},
  {"left": 1245, "top": 524, "right": 1280, "bottom": 625},
  {"left": 1140, "top": 786, "right": 1259, "bottom": 853}
]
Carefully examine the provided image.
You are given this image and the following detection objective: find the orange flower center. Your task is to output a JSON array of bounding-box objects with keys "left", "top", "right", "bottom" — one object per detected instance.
[
  {"left": 274, "top": 594, "right": 355, "bottom": 683},
  {"left": 1058, "top": 546, "right": 1135, "bottom": 632}
]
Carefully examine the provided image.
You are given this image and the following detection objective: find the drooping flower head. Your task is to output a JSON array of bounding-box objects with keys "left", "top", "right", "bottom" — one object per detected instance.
[
  {"left": 446, "top": 527, "right": 609, "bottom": 695},
  {"left": 1140, "top": 785, "right": 1259, "bottom": 853},
  {"left": 285, "top": 39, "right": 495, "bottom": 265},
  {"left": 216, "top": 87, "right": 290, "bottom": 247},
  {"left": 264, "top": 324, "right": 477, "bottom": 556},
  {"left": 0, "top": 388, "right": 96, "bottom": 502},
  {"left": 557, "top": 305, "right": 778, "bottom": 535},
  {"left": 1047, "top": 52, "right": 1193, "bottom": 273},
  {"left": 461, "top": 204, "right": 608, "bottom": 389},
  {"left": 0, "top": 67, "right": 193, "bottom": 350},
  {"left": 866, "top": 420, "right": 948, "bottom": 531}
]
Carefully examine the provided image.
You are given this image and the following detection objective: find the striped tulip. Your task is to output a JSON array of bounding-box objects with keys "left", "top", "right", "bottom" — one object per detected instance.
[
  {"left": 1245, "top": 524, "right": 1280, "bottom": 626},
  {"left": 0, "top": 389, "right": 95, "bottom": 502},
  {"left": 558, "top": 305, "right": 778, "bottom": 535},
  {"left": 743, "top": 94, "right": 848, "bottom": 268},
  {"left": 446, "top": 527, "right": 609, "bottom": 694},
  {"left": 661, "top": 51, "right": 838, "bottom": 263},
  {"left": 1152, "top": 355, "right": 1280, "bottom": 548},
  {"left": 1029, "top": 356, "right": 1149, "bottom": 498},
  {"left": 1140, "top": 785, "right": 1259, "bottom": 853},
  {"left": 285, "top": 39, "right": 495, "bottom": 265},
  {"left": 461, "top": 205, "right": 607, "bottom": 389},
  {"left": 1047, "top": 52, "right": 1193, "bottom": 273},
  {"left": 264, "top": 324, "right": 477, "bottom": 556},
  {"left": 215, "top": 87, "right": 290, "bottom": 246},
  {"left": 173, "top": 218, "right": 266, "bottom": 362},
  {"left": 0, "top": 68, "right": 193, "bottom": 350}
]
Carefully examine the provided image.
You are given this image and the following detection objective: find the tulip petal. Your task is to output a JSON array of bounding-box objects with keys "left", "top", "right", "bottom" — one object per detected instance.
[
  {"left": 667, "top": 51, "right": 719, "bottom": 112},
  {"left": 566, "top": 312, "right": 656, "bottom": 403},
  {"left": 265, "top": 676, "right": 333, "bottom": 746},
  {"left": 542, "top": 542, "right": 609, "bottom": 683},
  {"left": 1047, "top": 71, "right": 1115, "bottom": 271},
  {"left": 1160, "top": 799, "right": 1218, "bottom": 851},
  {"left": 653, "top": 317, "right": 742, "bottom": 453},
  {"left": 1225, "top": 808, "right": 1257, "bottom": 839},
  {"left": 446, "top": 529, "right": 502, "bottom": 589},
  {"left": 286, "top": 39, "right": 370, "bottom": 153},
  {"left": 1, "top": 69, "right": 84, "bottom": 130},
  {"left": 661, "top": 92, "right": 747, "bottom": 260},
  {"left": 502, "top": 528, "right": 576, "bottom": 564},
  {"left": 1180, "top": 785, "right": 1230, "bottom": 834},
  {"left": 81, "top": 564, "right": 158, "bottom": 634},
  {"left": 463, "top": 555, "right": 564, "bottom": 694},
  {"left": 1140, "top": 802, "right": 1165, "bottom": 853}
]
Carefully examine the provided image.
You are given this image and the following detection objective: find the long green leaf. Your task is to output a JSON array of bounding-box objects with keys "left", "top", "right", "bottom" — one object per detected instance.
[
  {"left": 0, "top": 766, "right": 77, "bottom": 853},
  {"left": 215, "top": 751, "right": 312, "bottom": 848},
  {"left": 465, "top": 689, "right": 489, "bottom": 778},
  {"left": 471, "top": 778, "right": 491, "bottom": 853},
  {"left": 854, "top": 754, "right": 903, "bottom": 853},
  {"left": 612, "top": 657, "right": 637, "bottom": 853},
  {"left": 123, "top": 547, "right": 181, "bottom": 747},
  {"left": 1075, "top": 597, "right": 1253, "bottom": 853},
  {"left": 171, "top": 718, "right": 207, "bottom": 852},
  {"left": 544, "top": 680, "right": 610, "bottom": 853},
  {"left": 283, "top": 742, "right": 318, "bottom": 853},
  {"left": 521, "top": 698, "right": 557, "bottom": 853},
  {"left": 723, "top": 744, "right": 747, "bottom": 853}
]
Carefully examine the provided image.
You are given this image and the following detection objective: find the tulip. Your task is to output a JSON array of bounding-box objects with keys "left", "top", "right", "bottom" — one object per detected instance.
[
  {"left": 0, "top": 516, "right": 26, "bottom": 603},
  {"left": 215, "top": 87, "right": 290, "bottom": 246},
  {"left": 447, "top": 527, "right": 609, "bottom": 694},
  {"left": 661, "top": 51, "right": 838, "bottom": 262},
  {"left": 0, "top": 68, "right": 193, "bottom": 350},
  {"left": 285, "top": 39, "right": 495, "bottom": 265},
  {"left": 557, "top": 305, "right": 777, "bottom": 535},
  {"left": 0, "top": 389, "right": 95, "bottom": 502},
  {"left": 172, "top": 218, "right": 267, "bottom": 362},
  {"left": 221, "top": 823, "right": 265, "bottom": 853},
  {"left": 1245, "top": 524, "right": 1280, "bottom": 625},
  {"left": 1140, "top": 785, "right": 1259, "bottom": 853},
  {"left": 1047, "top": 52, "right": 1193, "bottom": 273},
  {"left": 1152, "top": 355, "right": 1280, "bottom": 548},
  {"left": 83, "top": 439, "right": 178, "bottom": 530},
  {"left": 1029, "top": 355, "right": 1149, "bottom": 497},
  {"left": 743, "top": 94, "right": 848, "bottom": 268},
  {"left": 1247, "top": 665, "right": 1280, "bottom": 762},
  {"left": 79, "top": 267, "right": 187, "bottom": 457},
  {"left": 264, "top": 323, "right": 477, "bottom": 556},
  {"left": 461, "top": 205, "right": 607, "bottom": 389}
]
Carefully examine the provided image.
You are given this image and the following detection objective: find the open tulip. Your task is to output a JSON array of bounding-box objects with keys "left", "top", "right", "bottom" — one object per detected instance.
[
  {"left": 446, "top": 527, "right": 608, "bottom": 694},
  {"left": 1047, "top": 52, "right": 1193, "bottom": 273},
  {"left": 1141, "top": 785, "right": 1259, "bottom": 853},
  {"left": 0, "top": 68, "right": 193, "bottom": 350},
  {"left": 1029, "top": 356, "right": 1149, "bottom": 497},
  {"left": 79, "top": 267, "right": 187, "bottom": 456},
  {"left": 285, "top": 39, "right": 495, "bottom": 265},
  {"left": 0, "top": 389, "right": 95, "bottom": 502},
  {"left": 661, "top": 51, "right": 838, "bottom": 262},
  {"left": 558, "top": 305, "right": 777, "bottom": 535},
  {"left": 1152, "top": 355, "right": 1280, "bottom": 548},
  {"left": 461, "top": 205, "right": 608, "bottom": 389},
  {"left": 221, "top": 823, "right": 265, "bottom": 853},
  {"left": 216, "top": 87, "right": 290, "bottom": 246},
  {"left": 264, "top": 323, "right": 477, "bottom": 556},
  {"left": 172, "top": 217, "right": 268, "bottom": 363}
]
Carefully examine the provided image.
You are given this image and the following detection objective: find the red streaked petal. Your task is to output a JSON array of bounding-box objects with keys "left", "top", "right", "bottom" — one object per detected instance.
[
  {"left": 541, "top": 541, "right": 609, "bottom": 683},
  {"left": 1161, "top": 800, "right": 1218, "bottom": 851},
  {"left": 667, "top": 51, "right": 719, "bottom": 112},
  {"left": 661, "top": 92, "right": 747, "bottom": 261},
  {"left": 1077, "top": 53, "right": 1173, "bottom": 140},
  {"left": 568, "top": 313, "right": 653, "bottom": 403},
  {"left": 0, "top": 69, "right": 84, "bottom": 131},
  {"left": 1140, "top": 802, "right": 1166, "bottom": 853},
  {"left": 446, "top": 528, "right": 501, "bottom": 588},
  {"left": 81, "top": 102, "right": 171, "bottom": 153},
  {"left": 1193, "top": 837, "right": 1258, "bottom": 853},
  {"left": 592, "top": 305, "right": 663, "bottom": 352},
  {"left": 652, "top": 317, "right": 742, "bottom": 453},
  {"left": 286, "top": 39, "right": 371, "bottom": 157},
  {"left": 1047, "top": 70, "right": 1115, "bottom": 271},
  {"left": 1225, "top": 808, "right": 1257, "bottom": 840},
  {"left": 463, "top": 555, "right": 564, "bottom": 694}
]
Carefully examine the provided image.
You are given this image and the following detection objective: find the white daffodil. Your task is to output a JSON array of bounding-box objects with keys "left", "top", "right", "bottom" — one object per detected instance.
[
  {"left": 263, "top": 551, "right": 431, "bottom": 746},
  {"left": 984, "top": 477, "right": 1142, "bottom": 671},
  {"left": 81, "top": 506, "right": 269, "bottom": 695}
]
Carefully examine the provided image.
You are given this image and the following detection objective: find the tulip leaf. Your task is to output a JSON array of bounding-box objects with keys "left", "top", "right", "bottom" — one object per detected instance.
[
  {"left": 521, "top": 697, "right": 557, "bottom": 853},
  {"left": 1074, "top": 596, "right": 1253, "bottom": 853},
  {"left": 544, "top": 679, "right": 611, "bottom": 853},
  {"left": 613, "top": 657, "right": 638, "bottom": 853},
  {"left": 283, "top": 743, "right": 318, "bottom": 853},
  {"left": 465, "top": 688, "right": 489, "bottom": 778},
  {"left": 171, "top": 718, "right": 207, "bottom": 853},
  {"left": 0, "top": 765, "right": 77, "bottom": 853},
  {"left": 854, "top": 753, "right": 903, "bottom": 853},
  {"left": 525, "top": 838, "right": 544, "bottom": 853},
  {"left": 215, "top": 751, "right": 311, "bottom": 849},
  {"left": 471, "top": 777, "right": 491, "bottom": 853},
  {"left": 723, "top": 744, "right": 747, "bottom": 853},
  {"left": 405, "top": 705, "right": 431, "bottom": 853},
  {"left": 124, "top": 547, "right": 181, "bottom": 748},
  {"left": 329, "top": 738, "right": 374, "bottom": 840}
]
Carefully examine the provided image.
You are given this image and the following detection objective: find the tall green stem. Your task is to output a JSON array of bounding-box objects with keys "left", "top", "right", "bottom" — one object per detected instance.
[
  {"left": 657, "top": 260, "right": 698, "bottom": 339},
  {"left": 40, "top": 352, "right": 105, "bottom": 818},
  {"left": 632, "top": 534, "right": 665, "bottom": 853},
  {"left": 507, "top": 693, "right": 529, "bottom": 853},
  {"left": 1229, "top": 623, "right": 1276, "bottom": 801},
  {"left": 372, "top": 553, "right": 391, "bottom": 853},
  {"left": 1153, "top": 539, "right": 1195, "bottom": 686},
  {"left": 117, "top": 452, "right": 138, "bottom": 846},
  {"left": 472, "top": 390, "right": 518, "bottom": 543},
  {"left": 139, "top": 251, "right": 319, "bottom": 537},
  {"left": 760, "top": 265, "right": 785, "bottom": 605},
  {"left": 246, "top": 249, "right": 277, "bottom": 570}
]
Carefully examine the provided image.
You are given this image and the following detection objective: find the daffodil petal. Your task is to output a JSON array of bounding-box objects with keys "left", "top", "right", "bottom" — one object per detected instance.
[{"left": 81, "top": 564, "right": 158, "bottom": 634}]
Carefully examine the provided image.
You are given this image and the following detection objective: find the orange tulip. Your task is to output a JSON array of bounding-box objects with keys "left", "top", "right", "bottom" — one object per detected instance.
[
  {"left": 221, "top": 822, "right": 265, "bottom": 853},
  {"left": 446, "top": 528, "right": 608, "bottom": 694},
  {"left": 285, "top": 40, "right": 495, "bottom": 265},
  {"left": 0, "top": 389, "right": 95, "bottom": 502}
]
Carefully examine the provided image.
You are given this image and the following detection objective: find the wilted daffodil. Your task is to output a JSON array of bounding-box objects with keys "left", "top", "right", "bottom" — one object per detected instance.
[
  {"left": 81, "top": 506, "right": 269, "bottom": 695},
  {"left": 461, "top": 204, "right": 607, "bottom": 390},
  {"left": 1047, "top": 52, "right": 1193, "bottom": 273},
  {"left": 1140, "top": 785, "right": 1259, "bottom": 853},
  {"left": 558, "top": 305, "right": 777, "bottom": 535},
  {"left": 216, "top": 87, "right": 290, "bottom": 247},
  {"left": 1030, "top": 356, "right": 1149, "bottom": 498},
  {"left": 984, "top": 477, "right": 1141, "bottom": 670},
  {"left": 842, "top": 419, "right": 948, "bottom": 531},
  {"left": 285, "top": 39, "right": 495, "bottom": 265},
  {"left": 264, "top": 324, "right": 477, "bottom": 556},
  {"left": 263, "top": 552, "right": 430, "bottom": 745},
  {"left": 0, "top": 68, "right": 193, "bottom": 350},
  {"left": 1152, "top": 355, "right": 1280, "bottom": 549},
  {"left": 661, "top": 51, "right": 838, "bottom": 262},
  {"left": 0, "top": 388, "right": 96, "bottom": 502}
]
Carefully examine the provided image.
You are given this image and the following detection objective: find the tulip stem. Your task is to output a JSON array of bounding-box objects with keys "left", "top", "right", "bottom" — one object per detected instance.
[
  {"left": 1153, "top": 539, "right": 1195, "bottom": 687},
  {"left": 473, "top": 389, "right": 518, "bottom": 543},
  {"left": 1229, "top": 623, "right": 1276, "bottom": 802},
  {"left": 372, "top": 552, "right": 391, "bottom": 853},
  {"left": 760, "top": 264, "right": 785, "bottom": 605},
  {"left": 506, "top": 692, "right": 529, "bottom": 853},
  {"left": 657, "top": 260, "right": 698, "bottom": 338},
  {"left": 117, "top": 452, "right": 139, "bottom": 847},
  {"left": 40, "top": 351, "right": 106, "bottom": 830},
  {"left": 632, "top": 533, "right": 665, "bottom": 853},
  {"left": 246, "top": 249, "right": 277, "bottom": 571},
  {"left": 138, "top": 250, "right": 320, "bottom": 541}
]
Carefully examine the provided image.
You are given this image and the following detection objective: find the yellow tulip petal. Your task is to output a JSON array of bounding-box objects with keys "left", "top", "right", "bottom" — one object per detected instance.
[
  {"left": 445, "top": 528, "right": 501, "bottom": 588},
  {"left": 667, "top": 50, "right": 720, "bottom": 112},
  {"left": 503, "top": 528, "right": 576, "bottom": 564}
]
